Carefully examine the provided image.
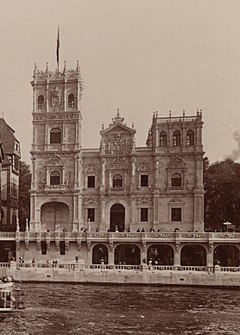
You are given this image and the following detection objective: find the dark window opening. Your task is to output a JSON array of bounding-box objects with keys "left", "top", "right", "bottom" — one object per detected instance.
[
  {"left": 171, "top": 208, "right": 182, "bottom": 222},
  {"left": 141, "top": 175, "right": 149, "bottom": 187},
  {"left": 160, "top": 131, "right": 167, "bottom": 146},
  {"left": 50, "top": 171, "right": 60, "bottom": 185},
  {"left": 88, "top": 208, "right": 95, "bottom": 222},
  {"left": 60, "top": 241, "right": 65, "bottom": 255},
  {"left": 141, "top": 208, "right": 148, "bottom": 222},
  {"left": 38, "top": 95, "right": 44, "bottom": 109},
  {"left": 41, "top": 241, "right": 47, "bottom": 255},
  {"left": 50, "top": 128, "right": 61, "bottom": 144},
  {"left": 171, "top": 173, "right": 182, "bottom": 187},
  {"left": 186, "top": 130, "right": 194, "bottom": 146},
  {"left": 68, "top": 94, "right": 75, "bottom": 108},
  {"left": 173, "top": 131, "right": 181, "bottom": 146},
  {"left": 113, "top": 174, "right": 123, "bottom": 188},
  {"left": 87, "top": 176, "right": 95, "bottom": 188}
]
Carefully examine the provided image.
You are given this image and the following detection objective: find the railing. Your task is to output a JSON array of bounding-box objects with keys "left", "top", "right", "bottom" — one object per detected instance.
[
  {"left": 0, "top": 263, "right": 10, "bottom": 268},
  {"left": 14, "top": 263, "right": 240, "bottom": 273}
]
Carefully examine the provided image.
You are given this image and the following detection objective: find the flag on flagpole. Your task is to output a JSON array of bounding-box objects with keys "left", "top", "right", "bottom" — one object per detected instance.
[{"left": 56, "top": 27, "right": 60, "bottom": 66}]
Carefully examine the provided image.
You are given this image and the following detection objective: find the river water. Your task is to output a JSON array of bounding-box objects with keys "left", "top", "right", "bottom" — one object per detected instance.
[{"left": 0, "top": 283, "right": 240, "bottom": 335}]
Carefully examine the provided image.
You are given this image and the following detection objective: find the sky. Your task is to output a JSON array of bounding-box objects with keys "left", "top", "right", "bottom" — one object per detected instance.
[{"left": 0, "top": 0, "right": 240, "bottom": 164}]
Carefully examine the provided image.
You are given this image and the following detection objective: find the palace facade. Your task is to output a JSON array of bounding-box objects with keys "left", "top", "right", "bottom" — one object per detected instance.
[{"left": 14, "top": 63, "right": 240, "bottom": 268}]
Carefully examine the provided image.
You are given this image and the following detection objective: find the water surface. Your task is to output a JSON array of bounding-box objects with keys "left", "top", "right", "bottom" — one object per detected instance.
[{"left": 0, "top": 283, "right": 240, "bottom": 334}]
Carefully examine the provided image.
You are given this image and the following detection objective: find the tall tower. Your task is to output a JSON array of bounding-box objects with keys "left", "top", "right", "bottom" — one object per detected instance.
[{"left": 30, "top": 62, "right": 84, "bottom": 232}]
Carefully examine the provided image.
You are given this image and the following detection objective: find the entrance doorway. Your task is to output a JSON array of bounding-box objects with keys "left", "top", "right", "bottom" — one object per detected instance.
[{"left": 110, "top": 204, "right": 125, "bottom": 232}]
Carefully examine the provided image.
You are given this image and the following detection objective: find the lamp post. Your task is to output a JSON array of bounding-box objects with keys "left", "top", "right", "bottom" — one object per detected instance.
[{"left": 223, "top": 221, "right": 231, "bottom": 232}]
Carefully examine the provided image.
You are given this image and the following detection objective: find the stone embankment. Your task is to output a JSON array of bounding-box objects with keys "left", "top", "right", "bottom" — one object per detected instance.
[{"left": 1, "top": 262, "right": 240, "bottom": 287}]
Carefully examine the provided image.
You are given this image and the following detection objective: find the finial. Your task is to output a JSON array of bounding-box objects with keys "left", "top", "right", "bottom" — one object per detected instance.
[
  {"left": 76, "top": 60, "right": 80, "bottom": 74},
  {"left": 102, "top": 124, "right": 104, "bottom": 130},
  {"left": 117, "top": 108, "right": 120, "bottom": 117},
  {"left": 183, "top": 110, "right": 185, "bottom": 117},
  {"left": 45, "top": 62, "right": 49, "bottom": 74},
  {"left": 33, "top": 63, "right": 37, "bottom": 77},
  {"left": 169, "top": 111, "right": 172, "bottom": 117},
  {"left": 132, "top": 122, "right": 134, "bottom": 129},
  {"left": 156, "top": 111, "right": 158, "bottom": 118}
]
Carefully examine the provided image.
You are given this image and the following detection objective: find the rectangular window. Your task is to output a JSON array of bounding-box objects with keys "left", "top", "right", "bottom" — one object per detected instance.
[
  {"left": 41, "top": 241, "right": 47, "bottom": 255},
  {"left": 87, "top": 176, "right": 95, "bottom": 188},
  {"left": 171, "top": 208, "right": 182, "bottom": 222},
  {"left": 141, "top": 175, "right": 149, "bottom": 187},
  {"left": 88, "top": 208, "right": 95, "bottom": 222},
  {"left": 141, "top": 208, "right": 148, "bottom": 222},
  {"left": 60, "top": 241, "right": 65, "bottom": 255}
]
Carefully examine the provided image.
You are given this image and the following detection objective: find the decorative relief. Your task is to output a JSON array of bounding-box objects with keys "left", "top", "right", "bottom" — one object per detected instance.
[
  {"left": 136, "top": 198, "right": 152, "bottom": 205},
  {"left": 168, "top": 156, "right": 184, "bottom": 168},
  {"left": 138, "top": 161, "right": 150, "bottom": 172},
  {"left": 84, "top": 163, "right": 98, "bottom": 173},
  {"left": 50, "top": 86, "right": 62, "bottom": 111},
  {"left": 46, "top": 153, "right": 64, "bottom": 167}
]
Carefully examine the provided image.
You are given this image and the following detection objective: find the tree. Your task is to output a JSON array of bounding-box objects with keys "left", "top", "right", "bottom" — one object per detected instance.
[
  {"left": 18, "top": 161, "right": 31, "bottom": 231},
  {"left": 204, "top": 158, "right": 240, "bottom": 231}
]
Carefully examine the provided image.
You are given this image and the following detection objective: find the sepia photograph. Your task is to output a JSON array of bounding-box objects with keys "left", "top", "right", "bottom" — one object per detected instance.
[{"left": 0, "top": 0, "right": 240, "bottom": 334}]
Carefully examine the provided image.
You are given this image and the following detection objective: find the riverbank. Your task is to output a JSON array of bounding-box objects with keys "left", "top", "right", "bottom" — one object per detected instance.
[{"left": 2, "top": 262, "right": 240, "bottom": 287}]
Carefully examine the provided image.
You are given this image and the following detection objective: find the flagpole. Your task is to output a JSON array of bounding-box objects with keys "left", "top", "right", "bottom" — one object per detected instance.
[{"left": 56, "top": 26, "right": 60, "bottom": 72}]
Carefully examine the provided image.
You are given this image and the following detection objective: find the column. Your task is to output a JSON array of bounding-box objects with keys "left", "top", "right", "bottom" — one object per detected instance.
[
  {"left": 173, "top": 246, "right": 181, "bottom": 266},
  {"left": 155, "top": 127, "right": 159, "bottom": 147},
  {"left": 206, "top": 245, "right": 214, "bottom": 267},
  {"left": 100, "top": 158, "right": 106, "bottom": 191}
]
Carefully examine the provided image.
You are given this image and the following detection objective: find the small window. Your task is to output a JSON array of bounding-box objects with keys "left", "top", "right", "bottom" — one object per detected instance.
[
  {"left": 171, "top": 173, "right": 182, "bottom": 187},
  {"left": 141, "top": 208, "right": 148, "bottom": 222},
  {"left": 50, "top": 171, "right": 60, "bottom": 185},
  {"left": 41, "top": 241, "right": 47, "bottom": 255},
  {"left": 173, "top": 130, "right": 181, "bottom": 146},
  {"left": 38, "top": 95, "right": 44, "bottom": 109},
  {"left": 68, "top": 94, "right": 75, "bottom": 108},
  {"left": 171, "top": 208, "right": 182, "bottom": 222},
  {"left": 113, "top": 174, "right": 123, "bottom": 188},
  {"left": 60, "top": 241, "right": 65, "bottom": 255},
  {"left": 160, "top": 131, "right": 167, "bottom": 147},
  {"left": 88, "top": 208, "right": 95, "bottom": 222},
  {"left": 141, "top": 175, "right": 149, "bottom": 187},
  {"left": 50, "top": 128, "right": 61, "bottom": 144},
  {"left": 87, "top": 176, "right": 95, "bottom": 188},
  {"left": 186, "top": 130, "right": 194, "bottom": 146}
]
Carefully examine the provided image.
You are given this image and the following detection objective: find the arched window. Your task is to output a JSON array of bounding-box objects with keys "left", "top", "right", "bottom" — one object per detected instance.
[
  {"left": 173, "top": 130, "right": 181, "bottom": 146},
  {"left": 68, "top": 94, "right": 75, "bottom": 108},
  {"left": 171, "top": 173, "right": 182, "bottom": 187},
  {"left": 160, "top": 131, "right": 167, "bottom": 147},
  {"left": 50, "top": 171, "right": 60, "bottom": 185},
  {"left": 38, "top": 95, "right": 44, "bottom": 109},
  {"left": 113, "top": 174, "right": 123, "bottom": 188},
  {"left": 186, "top": 130, "right": 194, "bottom": 146},
  {"left": 50, "top": 128, "right": 61, "bottom": 144}
]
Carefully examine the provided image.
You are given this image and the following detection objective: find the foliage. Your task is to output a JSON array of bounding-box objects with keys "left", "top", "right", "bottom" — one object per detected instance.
[
  {"left": 18, "top": 161, "right": 31, "bottom": 231},
  {"left": 204, "top": 158, "right": 240, "bottom": 231}
]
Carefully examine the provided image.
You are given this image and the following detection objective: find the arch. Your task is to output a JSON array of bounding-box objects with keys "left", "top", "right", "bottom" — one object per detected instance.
[
  {"left": 181, "top": 245, "right": 206, "bottom": 266},
  {"left": 171, "top": 173, "right": 182, "bottom": 187},
  {"left": 68, "top": 94, "right": 75, "bottom": 107},
  {"left": 147, "top": 244, "right": 174, "bottom": 265},
  {"left": 214, "top": 245, "right": 239, "bottom": 267},
  {"left": 159, "top": 131, "right": 167, "bottom": 147},
  {"left": 186, "top": 130, "right": 194, "bottom": 145},
  {"left": 92, "top": 244, "right": 109, "bottom": 264},
  {"left": 50, "top": 128, "right": 61, "bottom": 144},
  {"left": 173, "top": 130, "right": 181, "bottom": 146},
  {"left": 41, "top": 202, "right": 69, "bottom": 232},
  {"left": 50, "top": 171, "right": 60, "bottom": 185},
  {"left": 113, "top": 174, "right": 123, "bottom": 188},
  {"left": 114, "top": 244, "right": 141, "bottom": 265},
  {"left": 38, "top": 95, "right": 44, "bottom": 109},
  {"left": 110, "top": 204, "right": 125, "bottom": 232}
]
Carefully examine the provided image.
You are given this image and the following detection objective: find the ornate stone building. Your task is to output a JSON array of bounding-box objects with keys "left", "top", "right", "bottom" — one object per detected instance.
[{"left": 18, "top": 62, "right": 216, "bottom": 267}]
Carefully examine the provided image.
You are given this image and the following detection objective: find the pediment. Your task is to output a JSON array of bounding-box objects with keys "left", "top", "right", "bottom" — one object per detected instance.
[{"left": 101, "top": 122, "right": 135, "bottom": 136}]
